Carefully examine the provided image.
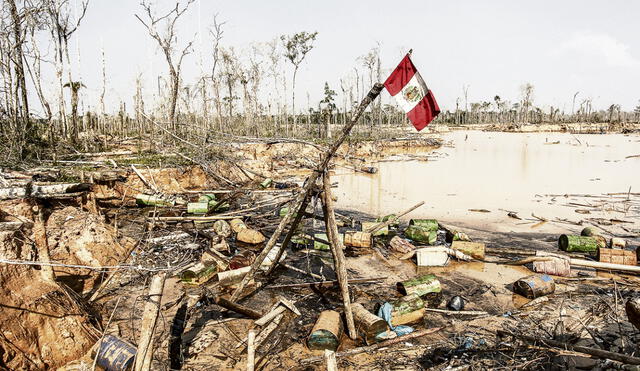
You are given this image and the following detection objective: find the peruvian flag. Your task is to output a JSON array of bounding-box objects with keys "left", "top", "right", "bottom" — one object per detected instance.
[{"left": 384, "top": 54, "right": 440, "bottom": 131}]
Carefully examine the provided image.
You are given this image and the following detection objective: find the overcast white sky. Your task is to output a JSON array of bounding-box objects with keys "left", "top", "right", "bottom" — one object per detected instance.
[{"left": 63, "top": 0, "right": 640, "bottom": 114}]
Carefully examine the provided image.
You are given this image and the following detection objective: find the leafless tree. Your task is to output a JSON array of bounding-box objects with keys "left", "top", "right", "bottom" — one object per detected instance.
[{"left": 136, "top": 0, "right": 195, "bottom": 129}]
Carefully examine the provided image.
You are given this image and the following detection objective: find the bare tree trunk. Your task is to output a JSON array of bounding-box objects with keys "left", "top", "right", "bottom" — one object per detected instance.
[{"left": 8, "top": 0, "right": 30, "bottom": 134}]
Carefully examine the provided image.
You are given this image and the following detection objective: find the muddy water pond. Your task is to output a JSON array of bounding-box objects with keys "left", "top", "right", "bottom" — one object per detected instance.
[{"left": 334, "top": 131, "right": 640, "bottom": 233}]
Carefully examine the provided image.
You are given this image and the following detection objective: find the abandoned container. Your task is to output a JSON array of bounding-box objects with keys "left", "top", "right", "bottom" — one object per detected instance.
[
  {"left": 447, "top": 230, "right": 471, "bottom": 242},
  {"left": 610, "top": 237, "right": 627, "bottom": 249},
  {"left": 135, "top": 193, "right": 175, "bottom": 207},
  {"left": 361, "top": 222, "right": 389, "bottom": 236},
  {"left": 397, "top": 274, "right": 442, "bottom": 298},
  {"left": 180, "top": 263, "right": 218, "bottom": 285},
  {"left": 237, "top": 228, "right": 266, "bottom": 244},
  {"left": 593, "top": 235, "right": 608, "bottom": 248},
  {"left": 314, "top": 233, "right": 343, "bottom": 250},
  {"left": 447, "top": 296, "right": 465, "bottom": 311},
  {"left": 451, "top": 241, "right": 485, "bottom": 259},
  {"left": 404, "top": 225, "right": 437, "bottom": 245},
  {"left": 307, "top": 310, "right": 343, "bottom": 351},
  {"left": 198, "top": 194, "right": 216, "bottom": 202},
  {"left": 597, "top": 248, "right": 637, "bottom": 266},
  {"left": 229, "top": 218, "right": 247, "bottom": 233},
  {"left": 351, "top": 303, "right": 388, "bottom": 345},
  {"left": 375, "top": 213, "right": 399, "bottom": 227},
  {"left": 389, "top": 236, "right": 415, "bottom": 254},
  {"left": 208, "top": 200, "right": 230, "bottom": 211},
  {"left": 291, "top": 234, "right": 312, "bottom": 250},
  {"left": 213, "top": 220, "right": 232, "bottom": 237},
  {"left": 409, "top": 219, "right": 439, "bottom": 231},
  {"left": 513, "top": 274, "right": 555, "bottom": 299},
  {"left": 389, "top": 294, "right": 425, "bottom": 326},
  {"left": 627, "top": 298, "right": 640, "bottom": 331},
  {"left": 93, "top": 335, "right": 137, "bottom": 371},
  {"left": 558, "top": 234, "right": 599, "bottom": 254},
  {"left": 344, "top": 231, "right": 372, "bottom": 248},
  {"left": 416, "top": 247, "right": 449, "bottom": 266},
  {"left": 532, "top": 251, "right": 571, "bottom": 277},
  {"left": 217, "top": 266, "right": 251, "bottom": 286},
  {"left": 278, "top": 207, "right": 297, "bottom": 218},
  {"left": 260, "top": 178, "right": 273, "bottom": 188},
  {"left": 187, "top": 202, "right": 209, "bottom": 214},
  {"left": 581, "top": 227, "right": 597, "bottom": 237}
]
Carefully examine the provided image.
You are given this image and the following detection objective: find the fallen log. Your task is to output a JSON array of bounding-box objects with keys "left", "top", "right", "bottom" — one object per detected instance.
[
  {"left": 497, "top": 330, "right": 640, "bottom": 365},
  {"left": 300, "top": 327, "right": 442, "bottom": 365},
  {"left": 0, "top": 182, "right": 92, "bottom": 200}
]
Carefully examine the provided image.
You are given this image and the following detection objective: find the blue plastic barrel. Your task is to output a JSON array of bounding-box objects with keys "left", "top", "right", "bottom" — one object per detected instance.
[{"left": 95, "top": 335, "right": 137, "bottom": 371}]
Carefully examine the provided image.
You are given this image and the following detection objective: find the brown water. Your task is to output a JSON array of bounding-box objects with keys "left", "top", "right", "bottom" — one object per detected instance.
[{"left": 334, "top": 131, "right": 640, "bottom": 233}]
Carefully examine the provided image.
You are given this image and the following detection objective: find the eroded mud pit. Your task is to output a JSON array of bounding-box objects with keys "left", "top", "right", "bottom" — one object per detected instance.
[{"left": 1, "top": 136, "right": 639, "bottom": 370}]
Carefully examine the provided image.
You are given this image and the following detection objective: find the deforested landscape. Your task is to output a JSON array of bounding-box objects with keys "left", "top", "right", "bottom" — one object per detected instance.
[{"left": 1, "top": 1, "right": 639, "bottom": 370}]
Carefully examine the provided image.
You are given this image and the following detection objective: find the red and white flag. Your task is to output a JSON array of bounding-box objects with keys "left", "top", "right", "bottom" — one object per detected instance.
[{"left": 384, "top": 54, "right": 440, "bottom": 131}]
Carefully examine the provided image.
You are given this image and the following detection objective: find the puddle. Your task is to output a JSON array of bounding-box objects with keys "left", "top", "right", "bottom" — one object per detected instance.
[{"left": 335, "top": 131, "right": 640, "bottom": 233}]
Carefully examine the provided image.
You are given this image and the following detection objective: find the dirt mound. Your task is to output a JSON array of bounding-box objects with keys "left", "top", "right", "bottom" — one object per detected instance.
[
  {"left": 46, "top": 206, "right": 130, "bottom": 293},
  {"left": 0, "top": 200, "right": 100, "bottom": 369},
  {"left": 0, "top": 264, "right": 99, "bottom": 370}
]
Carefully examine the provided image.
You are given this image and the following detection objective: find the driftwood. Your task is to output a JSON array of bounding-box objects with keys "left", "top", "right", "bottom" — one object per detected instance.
[
  {"left": 300, "top": 327, "right": 442, "bottom": 365},
  {"left": 229, "top": 83, "right": 384, "bottom": 302},
  {"left": 498, "top": 330, "right": 640, "bottom": 365}
]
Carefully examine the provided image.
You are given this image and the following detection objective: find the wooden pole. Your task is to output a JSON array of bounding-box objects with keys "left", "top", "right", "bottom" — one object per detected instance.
[
  {"left": 229, "top": 83, "right": 384, "bottom": 302},
  {"left": 246, "top": 330, "right": 256, "bottom": 371},
  {"left": 324, "top": 350, "right": 338, "bottom": 371},
  {"left": 134, "top": 272, "right": 166, "bottom": 371},
  {"left": 322, "top": 170, "right": 356, "bottom": 339}
]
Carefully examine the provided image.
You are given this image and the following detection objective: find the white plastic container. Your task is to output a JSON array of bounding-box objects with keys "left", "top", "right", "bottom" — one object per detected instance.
[{"left": 416, "top": 247, "right": 450, "bottom": 266}]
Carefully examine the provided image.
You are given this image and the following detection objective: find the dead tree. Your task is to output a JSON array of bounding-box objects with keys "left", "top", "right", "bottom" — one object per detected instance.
[
  {"left": 63, "top": 80, "right": 84, "bottom": 141},
  {"left": 135, "top": 0, "right": 194, "bottom": 130},
  {"left": 43, "top": 0, "right": 89, "bottom": 142},
  {"left": 6, "top": 0, "right": 30, "bottom": 133}
]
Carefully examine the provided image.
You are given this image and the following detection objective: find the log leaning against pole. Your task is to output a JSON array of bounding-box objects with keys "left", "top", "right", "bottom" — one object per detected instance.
[
  {"left": 229, "top": 83, "right": 384, "bottom": 302},
  {"left": 321, "top": 170, "right": 356, "bottom": 339}
]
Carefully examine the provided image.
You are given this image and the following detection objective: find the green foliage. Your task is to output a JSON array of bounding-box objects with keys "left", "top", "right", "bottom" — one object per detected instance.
[
  {"left": 280, "top": 31, "right": 318, "bottom": 67},
  {"left": 320, "top": 82, "right": 336, "bottom": 112}
]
